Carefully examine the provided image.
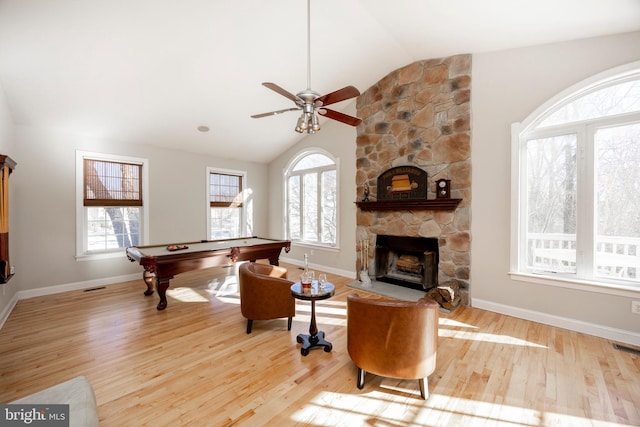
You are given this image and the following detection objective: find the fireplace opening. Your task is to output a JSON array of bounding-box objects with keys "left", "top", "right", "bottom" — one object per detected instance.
[{"left": 375, "top": 234, "right": 438, "bottom": 291}]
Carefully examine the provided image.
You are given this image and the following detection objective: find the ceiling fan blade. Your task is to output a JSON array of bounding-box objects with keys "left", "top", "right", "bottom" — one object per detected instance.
[
  {"left": 251, "top": 107, "right": 300, "bottom": 119},
  {"left": 316, "top": 86, "right": 360, "bottom": 107},
  {"left": 317, "top": 108, "right": 362, "bottom": 126},
  {"left": 262, "top": 82, "right": 301, "bottom": 103}
]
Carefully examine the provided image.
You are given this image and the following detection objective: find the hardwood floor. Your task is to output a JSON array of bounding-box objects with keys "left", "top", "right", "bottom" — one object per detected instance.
[{"left": 1, "top": 262, "right": 639, "bottom": 426}]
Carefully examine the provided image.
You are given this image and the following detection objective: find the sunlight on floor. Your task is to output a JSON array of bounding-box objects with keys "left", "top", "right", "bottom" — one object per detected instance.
[
  {"left": 291, "top": 391, "right": 631, "bottom": 427},
  {"left": 167, "top": 287, "right": 209, "bottom": 303},
  {"left": 439, "top": 317, "right": 479, "bottom": 329},
  {"left": 304, "top": 301, "right": 347, "bottom": 326},
  {"left": 208, "top": 275, "right": 239, "bottom": 296},
  {"left": 168, "top": 284, "right": 545, "bottom": 351},
  {"left": 168, "top": 274, "right": 241, "bottom": 304},
  {"left": 215, "top": 295, "right": 241, "bottom": 305},
  {"left": 438, "top": 328, "right": 548, "bottom": 348},
  {"left": 438, "top": 317, "right": 546, "bottom": 348}
]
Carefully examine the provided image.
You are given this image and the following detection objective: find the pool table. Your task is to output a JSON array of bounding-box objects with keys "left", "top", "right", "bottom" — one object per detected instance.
[{"left": 126, "top": 237, "right": 291, "bottom": 310}]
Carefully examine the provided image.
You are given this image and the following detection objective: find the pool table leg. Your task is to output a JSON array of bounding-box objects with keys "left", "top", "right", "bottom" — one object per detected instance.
[
  {"left": 156, "top": 277, "right": 171, "bottom": 311},
  {"left": 142, "top": 270, "right": 155, "bottom": 296}
]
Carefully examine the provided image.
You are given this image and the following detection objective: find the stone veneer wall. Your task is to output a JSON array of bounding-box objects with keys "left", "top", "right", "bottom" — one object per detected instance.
[{"left": 355, "top": 54, "right": 472, "bottom": 304}]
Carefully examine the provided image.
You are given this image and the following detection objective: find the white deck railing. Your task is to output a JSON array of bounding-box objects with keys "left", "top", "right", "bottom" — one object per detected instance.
[{"left": 528, "top": 233, "right": 640, "bottom": 280}]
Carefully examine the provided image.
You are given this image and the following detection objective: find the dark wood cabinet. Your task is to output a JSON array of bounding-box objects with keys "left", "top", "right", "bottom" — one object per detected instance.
[{"left": 0, "top": 154, "right": 16, "bottom": 283}]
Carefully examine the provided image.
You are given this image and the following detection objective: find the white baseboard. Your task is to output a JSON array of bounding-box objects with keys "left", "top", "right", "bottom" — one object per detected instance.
[
  {"left": 473, "top": 298, "right": 640, "bottom": 347},
  {"left": 0, "top": 292, "right": 19, "bottom": 330},
  {"left": 279, "top": 256, "right": 357, "bottom": 280},
  {"left": 16, "top": 273, "right": 141, "bottom": 300}
]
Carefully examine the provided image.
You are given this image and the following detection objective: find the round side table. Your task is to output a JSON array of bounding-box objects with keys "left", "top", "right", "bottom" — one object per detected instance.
[{"left": 290, "top": 282, "right": 335, "bottom": 356}]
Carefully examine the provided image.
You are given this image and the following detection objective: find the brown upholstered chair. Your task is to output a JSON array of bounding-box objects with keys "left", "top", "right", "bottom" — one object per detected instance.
[
  {"left": 347, "top": 293, "right": 439, "bottom": 399},
  {"left": 238, "top": 262, "right": 295, "bottom": 334}
]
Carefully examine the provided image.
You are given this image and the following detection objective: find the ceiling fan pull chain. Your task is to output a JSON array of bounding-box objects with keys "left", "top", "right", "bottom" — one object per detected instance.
[{"left": 306, "top": 0, "right": 312, "bottom": 90}]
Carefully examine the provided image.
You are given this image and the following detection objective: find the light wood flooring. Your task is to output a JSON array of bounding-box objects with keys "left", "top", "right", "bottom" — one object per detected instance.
[{"left": 1, "top": 262, "right": 639, "bottom": 426}]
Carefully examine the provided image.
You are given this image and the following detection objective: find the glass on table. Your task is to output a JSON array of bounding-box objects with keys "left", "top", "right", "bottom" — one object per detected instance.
[
  {"left": 301, "top": 270, "right": 314, "bottom": 294},
  {"left": 317, "top": 273, "right": 327, "bottom": 291}
]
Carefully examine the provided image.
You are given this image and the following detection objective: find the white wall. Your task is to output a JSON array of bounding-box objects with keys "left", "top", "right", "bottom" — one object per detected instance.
[
  {"left": 0, "top": 87, "right": 13, "bottom": 150},
  {"left": 9, "top": 125, "right": 269, "bottom": 295},
  {"left": 268, "top": 103, "right": 358, "bottom": 278},
  {"left": 471, "top": 31, "right": 640, "bottom": 343}
]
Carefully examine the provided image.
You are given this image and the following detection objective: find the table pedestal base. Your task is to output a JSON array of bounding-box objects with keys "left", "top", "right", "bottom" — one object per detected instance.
[
  {"left": 290, "top": 281, "right": 335, "bottom": 357},
  {"left": 296, "top": 331, "right": 332, "bottom": 356}
]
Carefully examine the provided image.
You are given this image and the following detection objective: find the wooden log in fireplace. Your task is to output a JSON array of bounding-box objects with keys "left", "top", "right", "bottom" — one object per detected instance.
[
  {"left": 427, "top": 281, "right": 461, "bottom": 312},
  {"left": 395, "top": 255, "right": 422, "bottom": 275}
]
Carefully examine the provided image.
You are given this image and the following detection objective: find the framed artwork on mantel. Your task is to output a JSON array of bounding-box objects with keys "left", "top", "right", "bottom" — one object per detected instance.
[
  {"left": 0, "top": 154, "right": 16, "bottom": 283},
  {"left": 376, "top": 166, "right": 427, "bottom": 201},
  {"left": 357, "top": 165, "right": 461, "bottom": 211}
]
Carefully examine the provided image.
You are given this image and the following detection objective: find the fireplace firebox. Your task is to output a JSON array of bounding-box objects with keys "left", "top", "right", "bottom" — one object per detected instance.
[{"left": 375, "top": 235, "right": 438, "bottom": 291}]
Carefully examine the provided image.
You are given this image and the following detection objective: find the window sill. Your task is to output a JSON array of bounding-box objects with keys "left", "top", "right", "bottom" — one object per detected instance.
[
  {"left": 509, "top": 271, "right": 640, "bottom": 298},
  {"left": 292, "top": 242, "right": 340, "bottom": 253},
  {"left": 76, "top": 251, "right": 126, "bottom": 262}
]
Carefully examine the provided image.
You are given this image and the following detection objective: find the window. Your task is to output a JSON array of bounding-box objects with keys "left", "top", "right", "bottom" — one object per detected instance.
[
  {"left": 511, "top": 63, "right": 640, "bottom": 290},
  {"left": 285, "top": 150, "right": 338, "bottom": 247},
  {"left": 208, "top": 169, "right": 247, "bottom": 239},
  {"left": 76, "top": 151, "right": 149, "bottom": 259}
]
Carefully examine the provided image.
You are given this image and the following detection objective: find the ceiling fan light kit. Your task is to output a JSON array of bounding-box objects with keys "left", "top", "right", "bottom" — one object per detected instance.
[
  {"left": 296, "top": 112, "right": 320, "bottom": 133},
  {"left": 251, "top": 0, "right": 362, "bottom": 134}
]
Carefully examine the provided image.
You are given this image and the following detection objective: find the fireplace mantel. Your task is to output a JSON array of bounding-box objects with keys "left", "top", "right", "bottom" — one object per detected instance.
[{"left": 355, "top": 199, "right": 461, "bottom": 211}]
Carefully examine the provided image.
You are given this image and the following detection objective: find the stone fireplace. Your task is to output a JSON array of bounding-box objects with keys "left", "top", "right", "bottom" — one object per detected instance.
[{"left": 355, "top": 54, "right": 471, "bottom": 306}]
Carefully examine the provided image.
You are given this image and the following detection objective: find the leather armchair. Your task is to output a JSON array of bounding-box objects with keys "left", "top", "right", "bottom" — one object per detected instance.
[
  {"left": 347, "top": 293, "right": 439, "bottom": 399},
  {"left": 238, "top": 262, "right": 295, "bottom": 334}
]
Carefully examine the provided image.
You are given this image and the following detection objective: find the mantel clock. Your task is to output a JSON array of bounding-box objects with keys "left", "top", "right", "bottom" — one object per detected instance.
[{"left": 435, "top": 179, "right": 451, "bottom": 199}]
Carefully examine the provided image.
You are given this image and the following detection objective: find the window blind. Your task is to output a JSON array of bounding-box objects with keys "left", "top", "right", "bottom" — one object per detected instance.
[
  {"left": 210, "top": 172, "right": 243, "bottom": 207},
  {"left": 84, "top": 159, "right": 142, "bottom": 207}
]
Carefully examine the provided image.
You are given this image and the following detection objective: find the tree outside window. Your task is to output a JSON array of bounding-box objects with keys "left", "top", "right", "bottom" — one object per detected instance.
[
  {"left": 514, "top": 66, "right": 640, "bottom": 286},
  {"left": 209, "top": 170, "right": 245, "bottom": 239},
  {"left": 80, "top": 156, "right": 145, "bottom": 255},
  {"left": 286, "top": 151, "right": 338, "bottom": 247}
]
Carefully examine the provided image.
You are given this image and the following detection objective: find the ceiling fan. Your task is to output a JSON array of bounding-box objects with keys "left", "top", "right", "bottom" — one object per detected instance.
[{"left": 251, "top": 0, "right": 362, "bottom": 134}]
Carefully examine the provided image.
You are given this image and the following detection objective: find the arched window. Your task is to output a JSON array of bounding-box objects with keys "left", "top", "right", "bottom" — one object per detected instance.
[
  {"left": 285, "top": 150, "right": 338, "bottom": 247},
  {"left": 511, "top": 62, "right": 640, "bottom": 289}
]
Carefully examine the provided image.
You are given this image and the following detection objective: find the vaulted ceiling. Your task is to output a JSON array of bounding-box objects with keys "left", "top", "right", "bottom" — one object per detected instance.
[{"left": 1, "top": 0, "right": 639, "bottom": 163}]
